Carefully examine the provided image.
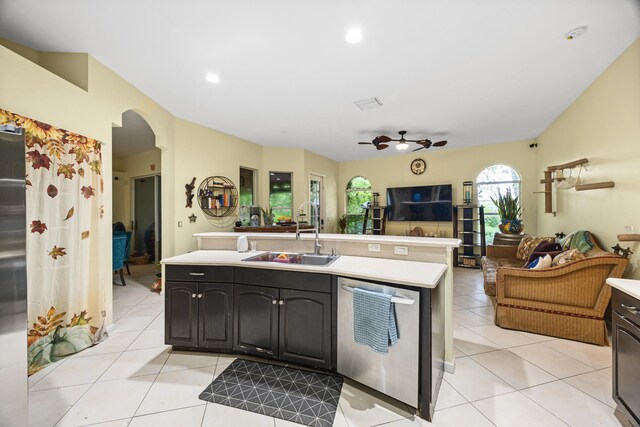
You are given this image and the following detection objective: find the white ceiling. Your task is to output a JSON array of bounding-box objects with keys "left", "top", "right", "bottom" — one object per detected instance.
[
  {"left": 1, "top": 0, "right": 638, "bottom": 162},
  {"left": 112, "top": 110, "right": 156, "bottom": 158}
]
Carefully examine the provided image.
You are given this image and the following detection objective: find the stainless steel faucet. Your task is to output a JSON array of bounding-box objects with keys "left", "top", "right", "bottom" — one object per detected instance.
[{"left": 296, "top": 201, "right": 322, "bottom": 254}]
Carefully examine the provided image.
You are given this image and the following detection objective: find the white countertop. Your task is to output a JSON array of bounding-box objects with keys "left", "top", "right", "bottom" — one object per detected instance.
[
  {"left": 162, "top": 250, "right": 446, "bottom": 288},
  {"left": 194, "top": 232, "right": 461, "bottom": 249},
  {"left": 607, "top": 278, "right": 640, "bottom": 300}
]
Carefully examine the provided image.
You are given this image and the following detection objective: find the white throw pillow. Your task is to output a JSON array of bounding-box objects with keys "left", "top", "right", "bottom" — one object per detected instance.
[{"left": 531, "top": 254, "right": 552, "bottom": 270}]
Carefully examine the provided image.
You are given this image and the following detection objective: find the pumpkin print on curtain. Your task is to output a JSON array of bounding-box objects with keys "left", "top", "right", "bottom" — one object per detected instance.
[{"left": 0, "top": 109, "right": 105, "bottom": 375}]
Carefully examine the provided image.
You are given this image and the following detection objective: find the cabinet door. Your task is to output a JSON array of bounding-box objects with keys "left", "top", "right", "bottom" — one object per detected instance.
[
  {"left": 233, "top": 284, "right": 279, "bottom": 357},
  {"left": 279, "top": 289, "right": 332, "bottom": 369},
  {"left": 614, "top": 313, "right": 640, "bottom": 425},
  {"left": 165, "top": 281, "right": 198, "bottom": 347},
  {"left": 199, "top": 283, "right": 233, "bottom": 350}
]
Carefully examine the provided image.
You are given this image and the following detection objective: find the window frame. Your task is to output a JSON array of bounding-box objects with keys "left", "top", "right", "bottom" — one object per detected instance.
[
  {"left": 239, "top": 167, "right": 257, "bottom": 208},
  {"left": 269, "top": 171, "right": 293, "bottom": 220},
  {"left": 476, "top": 164, "right": 522, "bottom": 244},
  {"left": 345, "top": 176, "right": 372, "bottom": 235}
]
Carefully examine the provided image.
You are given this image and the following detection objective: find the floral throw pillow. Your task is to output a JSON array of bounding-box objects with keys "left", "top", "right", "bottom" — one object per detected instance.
[
  {"left": 516, "top": 236, "right": 555, "bottom": 261},
  {"left": 552, "top": 249, "right": 586, "bottom": 266}
]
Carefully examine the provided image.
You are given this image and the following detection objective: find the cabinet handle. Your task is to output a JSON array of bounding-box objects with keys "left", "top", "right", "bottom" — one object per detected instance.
[
  {"left": 622, "top": 304, "right": 640, "bottom": 315},
  {"left": 198, "top": 294, "right": 203, "bottom": 299},
  {"left": 278, "top": 300, "right": 284, "bottom": 305},
  {"left": 189, "top": 272, "right": 205, "bottom": 276},
  {"left": 272, "top": 300, "right": 277, "bottom": 304},
  {"left": 191, "top": 293, "right": 197, "bottom": 298}
]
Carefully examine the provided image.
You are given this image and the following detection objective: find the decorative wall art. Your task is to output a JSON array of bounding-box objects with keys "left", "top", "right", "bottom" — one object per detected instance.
[{"left": 0, "top": 109, "right": 105, "bottom": 374}]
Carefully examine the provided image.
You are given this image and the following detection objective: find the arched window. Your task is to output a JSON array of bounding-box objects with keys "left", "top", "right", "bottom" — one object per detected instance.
[
  {"left": 476, "top": 165, "right": 522, "bottom": 243},
  {"left": 345, "top": 176, "right": 372, "bottom": 234}
]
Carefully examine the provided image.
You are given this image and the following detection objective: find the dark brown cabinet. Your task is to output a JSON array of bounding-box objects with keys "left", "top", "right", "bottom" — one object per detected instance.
[
  {"left": 165, "top": 278, "right": 233, "bottom": 350},
  {"left": 612, "top": 288, "right": 640, "bottom": 427},
  {"left": 233, "top": 284, "right": 280, "bottom": 356},
  {"left": 199, "top": 283, "right": 233, "bottom": 349},
  {"left": 233, "top": 284, "right": 333, "bottom": 369},
  {"left": 165, "top": 281, "right": 199, "bottom": 347},
  {"left": 279, "top": 289, "right": 332, "bottom": 368}
]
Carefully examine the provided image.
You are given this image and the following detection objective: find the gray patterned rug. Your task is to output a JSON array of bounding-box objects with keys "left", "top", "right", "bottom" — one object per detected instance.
[{"left": 199, "top": 359, "right": 343, "bottom": 427}]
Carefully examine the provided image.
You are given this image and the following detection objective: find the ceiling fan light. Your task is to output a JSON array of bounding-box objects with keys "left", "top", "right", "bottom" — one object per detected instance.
[{"left": 396, "top": 142, "right": 409, "bottom": 151}]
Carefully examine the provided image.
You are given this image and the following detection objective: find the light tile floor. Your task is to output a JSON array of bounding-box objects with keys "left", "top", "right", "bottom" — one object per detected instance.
[{"left": 28, "top": 266, "right": 627, "bottom": 426}]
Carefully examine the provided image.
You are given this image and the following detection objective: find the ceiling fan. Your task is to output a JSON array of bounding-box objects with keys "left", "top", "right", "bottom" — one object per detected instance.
[{"left": 358, "top": 130, "right": 448, "bottom": 152}]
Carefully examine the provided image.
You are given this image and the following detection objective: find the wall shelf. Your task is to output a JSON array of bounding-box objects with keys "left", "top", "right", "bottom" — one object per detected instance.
[
  {"left": 618, "top": 234, "right": 640, "bottom": 242},
  {"left": 197, "top": 176, "right": 238, "bottom": 218}
]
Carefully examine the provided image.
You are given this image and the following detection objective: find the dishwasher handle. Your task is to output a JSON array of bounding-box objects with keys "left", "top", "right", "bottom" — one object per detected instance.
[{"left": 340, "top": 285, "right": 416, "bottom": 305}]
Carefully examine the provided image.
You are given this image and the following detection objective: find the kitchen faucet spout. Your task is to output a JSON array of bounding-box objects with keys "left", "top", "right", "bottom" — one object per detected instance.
[{"left": 296, "top": 201, "right": 322, "bottom": 254}]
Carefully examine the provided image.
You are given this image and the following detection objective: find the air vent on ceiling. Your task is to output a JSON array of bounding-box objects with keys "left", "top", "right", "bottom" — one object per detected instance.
[{"left": 354, "top": 97, "right": 383, "bottom": 111}]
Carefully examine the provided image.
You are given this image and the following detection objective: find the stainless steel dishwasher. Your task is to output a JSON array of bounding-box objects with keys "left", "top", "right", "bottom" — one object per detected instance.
[{"left": 337, "top": 277, "right": 420, "bottom": 407}]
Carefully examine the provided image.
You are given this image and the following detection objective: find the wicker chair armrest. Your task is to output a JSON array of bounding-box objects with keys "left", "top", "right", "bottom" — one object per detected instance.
[
  {"left": 496, "top": 256, "right": 629, "bottom": 311},
  {"left": 486, "top": 245, "right": 518, "bottom": 259}
]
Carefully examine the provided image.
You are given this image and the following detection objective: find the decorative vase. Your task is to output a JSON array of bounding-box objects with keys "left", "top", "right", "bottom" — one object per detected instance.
[
  {"left": 499, "top": 219, "right": 523, "bottom": 234},
  {"left": 264, "top": 215, "right": 275, "bottom": 227}
]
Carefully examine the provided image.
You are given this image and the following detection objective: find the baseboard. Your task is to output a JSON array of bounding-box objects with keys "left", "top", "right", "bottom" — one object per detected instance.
[
  {"left": 105, "top": 323, "right": 116, "bottom": 334},
  {"left": 444, "top": 359, "right": 455, "bottom": 374}
]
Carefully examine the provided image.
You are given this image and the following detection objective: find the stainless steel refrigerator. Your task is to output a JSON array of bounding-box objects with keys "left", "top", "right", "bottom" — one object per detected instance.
[{"left": 0, "top": 125, "right": 27, "bottom": 427}]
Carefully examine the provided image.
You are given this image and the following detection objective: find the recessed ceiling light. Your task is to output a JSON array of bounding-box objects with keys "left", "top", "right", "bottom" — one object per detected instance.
[
  {"left": 345, "top": 29, "right": 363, "bottom": 44},
  {"left": 205, "top": 73, "right": 220, "bottom": 83},
  {"left": 565, "top": 26, "right": 587, "bottom": 40}
]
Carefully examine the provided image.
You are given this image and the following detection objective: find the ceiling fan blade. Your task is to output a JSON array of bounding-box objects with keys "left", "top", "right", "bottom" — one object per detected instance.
[
  {"left": 433, "top": 140, "right": 448, "bottom": 147},
  {"left": 358, "top": 142, "right": 373, "bottom": 145},
  {"left": 375, "top": 144, "right": 389, "bottom": 150},
  {"left": 412, "top": 146, "right": 425, "bottom": 152},
  {"left": 377, "top": 135, "right": 393, "bottom": 143}
]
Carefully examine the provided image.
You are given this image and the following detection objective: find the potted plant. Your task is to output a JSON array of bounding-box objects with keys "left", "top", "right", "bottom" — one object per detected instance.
[
  {"left": 261, "top": 207, "right": 275, "bottom": 226},
  {"left": 490, "top": 188, "right": 523, "bottom": 234}
]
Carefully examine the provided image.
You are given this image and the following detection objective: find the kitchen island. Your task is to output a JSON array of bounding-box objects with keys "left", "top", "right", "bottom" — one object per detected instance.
[
  {"left": 162, "top": 235, "right": 458, "bottom": 422},
  {"left": 193, "top": 231, "right": 460, "bottom": 371}
]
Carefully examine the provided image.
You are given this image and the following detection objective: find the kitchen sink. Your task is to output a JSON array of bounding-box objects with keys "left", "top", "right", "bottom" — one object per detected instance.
[{"left": 242, "top": 251, "right": 339, "bottom": 266}]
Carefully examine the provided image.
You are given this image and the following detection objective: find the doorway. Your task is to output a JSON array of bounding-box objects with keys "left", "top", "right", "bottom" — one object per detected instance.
[
  {"left": 132, "top": 175, "right": 161, "bottom": 262},
  {"left": 309, "top": 173, "right": 325, "bottom": 232}
]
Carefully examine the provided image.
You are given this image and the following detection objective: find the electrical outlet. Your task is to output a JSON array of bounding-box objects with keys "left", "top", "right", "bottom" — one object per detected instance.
[
  {"left": 394, "top": 246, "right": 409, "bottom": 255},
  {"left": 178, "top": 221, "right": 183, "bottom": 227},
  {"left": 624, "top": 225, "right": 634, "bottom": 234},
  {"left": 368, "top": 243, "right": 381, "bottom": 252}
]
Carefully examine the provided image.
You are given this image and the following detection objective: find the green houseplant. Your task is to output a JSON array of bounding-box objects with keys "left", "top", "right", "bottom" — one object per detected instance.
[
  {"left": 261, "top": 207, "right": 275, "bottom": 226},
  {"left": 490, "top": 188, "right": 523, "bottom": 234}
]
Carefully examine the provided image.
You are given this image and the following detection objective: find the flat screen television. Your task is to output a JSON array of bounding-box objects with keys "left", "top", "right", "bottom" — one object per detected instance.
[{"left": 386, "top": 184, "right": 453, "bottom": 222}]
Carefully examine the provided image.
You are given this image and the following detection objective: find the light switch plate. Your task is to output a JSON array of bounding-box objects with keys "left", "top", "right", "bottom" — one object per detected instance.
[
  {"left": 394, "top": 246, "right": 408, "bottom": 255},
  {"left": 368, "top": 243, "right": 381, "bottom": 252},
  {"left": 178, "top": 221, "right": 183, "bottom": 227}
]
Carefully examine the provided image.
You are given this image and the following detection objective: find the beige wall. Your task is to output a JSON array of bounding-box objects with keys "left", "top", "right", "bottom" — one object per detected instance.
[
  {"left": 338, "top": 140, "right": 539, "bottom": 237},
  {"left": 0, "top": 43, "right": 176, "bottom": 325},
  {"left": 536, "top": 38, "right": 640, "bottom": 278},
  {"left": 172, "top": 118, "right": 264, "bottom": 255}
]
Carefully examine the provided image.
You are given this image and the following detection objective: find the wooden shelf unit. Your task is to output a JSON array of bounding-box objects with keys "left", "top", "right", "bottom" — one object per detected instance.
[
  {"left": 453, "top": 205, "right": 486, "bottom": 269},
  {"left": 362, "top": 206, "right": 387, "bottom": 235}
]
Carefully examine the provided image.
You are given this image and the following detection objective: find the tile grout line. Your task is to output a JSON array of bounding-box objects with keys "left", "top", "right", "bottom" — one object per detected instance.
[
  {"left": 53, "top": 269, "right": 161, "bottom": 426},
  {"left": 538, "top": 340, "right": 612, "bottom": 370}
]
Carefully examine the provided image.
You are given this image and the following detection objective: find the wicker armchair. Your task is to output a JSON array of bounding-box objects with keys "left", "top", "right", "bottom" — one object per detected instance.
[{"left": 495, "top": 255, "right": 628, "bottom": 345}]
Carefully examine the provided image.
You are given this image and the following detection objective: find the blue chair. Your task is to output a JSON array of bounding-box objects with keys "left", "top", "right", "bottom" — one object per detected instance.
[
  {"left": 114, "top": 230, "right": 133, "bottom": 275},
  {"left": 113, "top": 234, "right": 127, "bottom": 286}
]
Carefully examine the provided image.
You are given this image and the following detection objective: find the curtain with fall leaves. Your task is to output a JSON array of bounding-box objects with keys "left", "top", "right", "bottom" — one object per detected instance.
[{"left": 0, "top": 109, "right": 105, "bottom": 375}]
